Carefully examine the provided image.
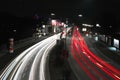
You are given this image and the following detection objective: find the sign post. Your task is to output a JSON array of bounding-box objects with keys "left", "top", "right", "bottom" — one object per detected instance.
[{"left": 9, "top": 38, "right": 14, "bottom": 53}]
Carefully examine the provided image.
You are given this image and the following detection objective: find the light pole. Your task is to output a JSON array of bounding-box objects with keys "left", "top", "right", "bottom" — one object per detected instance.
[
  {"left": 50, "top": 13, "right": 55, "bottom": 20},
  {"left": 50, "top": 13, "right": 56, "bottom": 34},
  {"left": 78, "top": 14, "right": 83, "bottom": 26}
]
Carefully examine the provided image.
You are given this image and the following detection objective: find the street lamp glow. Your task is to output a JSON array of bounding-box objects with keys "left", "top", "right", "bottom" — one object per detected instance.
[
  {"left": 13, "top": 30, "right": 16, "bottom": 32},
  {"left": 96, "top": 24, "right": 101, "bottom": 27},
  {"left": 78, "top": 14, "right": 83, "bottom": 17},
  {"left": 42, "top": 25, "right": 45, "bottom": 28},
  {"left": 51, "top": 20, "right": 57, "bottom": 26},
  {"left": 51, "top": 13, "right": 55, "bottom": 16},
  {"left": 82, "top": 24, "right": 93, "bottom": 27},
  {"left": 109, "top": 26, "right": 112, "bottom": 28}
]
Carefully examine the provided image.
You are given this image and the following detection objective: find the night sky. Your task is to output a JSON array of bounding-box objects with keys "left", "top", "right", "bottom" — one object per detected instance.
[
  {"left": 0, "top": 0, "right": 120, "bottom": 44},
  {"left": 0, "top": 0, "right": 120, "bottom": 23}
]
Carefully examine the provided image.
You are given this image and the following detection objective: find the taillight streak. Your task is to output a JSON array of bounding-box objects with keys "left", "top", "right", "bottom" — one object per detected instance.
[
  {"left": 72, "top": 26, "right": 120, "bottom": 80},
  {"left": 72, "top": 37, "right": 109, "bottom": 80},
  {"left": 71, "top": 41, "right": 97, "bottom": 80}
]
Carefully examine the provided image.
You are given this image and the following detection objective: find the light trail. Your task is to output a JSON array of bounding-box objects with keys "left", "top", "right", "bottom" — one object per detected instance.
[
  {"left": 71, "top": 26, "right": 120, "bottom": 80},
  {"left": 0, "top": 34, "right": 58, "bottom": 80}
]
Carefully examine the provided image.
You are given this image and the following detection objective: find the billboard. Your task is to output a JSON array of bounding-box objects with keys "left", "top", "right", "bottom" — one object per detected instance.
[{"left": 113, "top": 39, "right": 119, "bottom": 49}]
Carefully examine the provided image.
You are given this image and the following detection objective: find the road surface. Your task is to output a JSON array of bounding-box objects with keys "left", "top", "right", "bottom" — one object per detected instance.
[
  {"left": 0, "top": 34, "right": 59, "bottom": 80},
  {"left": 66, "top": 26, "right": 120, "bottom": 80}
]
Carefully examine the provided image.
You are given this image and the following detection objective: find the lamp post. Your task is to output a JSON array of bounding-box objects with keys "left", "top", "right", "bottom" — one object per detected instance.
[
  {"left": 78, "top": 14, "right": 83, "bottom": 26},
  {"left": 50, "top": 13, "right": 56, "bottom": 34},
  {"left": 50, "top": 13, "right": 55, "bottom": 20}
]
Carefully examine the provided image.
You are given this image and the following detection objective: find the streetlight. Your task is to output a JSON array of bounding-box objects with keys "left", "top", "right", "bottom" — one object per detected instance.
[
  {"left": 50, "top": 12, "right": 56, "bottom": 33},
  {"left": 51, "top": 13, "right": 55, "bottom": 16},
  {"left": 109, "top": 26, "right": 112, "bottom": 28},
  {"left": 96, "top": 24, "right": 101, "bottom": 27},
  {"left": 78, "top": 14, "right": 83, "bottom": 26},
  {"left": 78, "top": 14, "right": 83, "bottom": 17},
  {"left": 48, "top": 13, "right": 55, "bottom": 23}
]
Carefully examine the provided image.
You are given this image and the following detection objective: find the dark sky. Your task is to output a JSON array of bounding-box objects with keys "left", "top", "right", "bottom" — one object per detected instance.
[
  {"left": 0, "top": 0, "right": 106, "bottom": 17},
  {"left": 0, "top": 0, "right": 120, "bottom": 44},
  {"left": 0, "top": 0, "right": 120, "bottom": 27}
]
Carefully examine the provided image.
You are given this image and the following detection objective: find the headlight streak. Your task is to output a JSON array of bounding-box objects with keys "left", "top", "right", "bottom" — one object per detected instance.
[
  {"left": 13, "top": 35, "right": 57, "bottom": 80},
  {"left": 40, "top": 39, "right": 56, "bottom": 80},
  {"left": 13, "top": 40, "right": 54, "bottom": 80},
  {"left": 0, "top": 40, "right": 44, "bottom": 80},
  {"left": 0, "top": 35, "right": 58, "bottom": 80},
  {"left": 28, "top": 39, "right": 56, "bottom": 80}
]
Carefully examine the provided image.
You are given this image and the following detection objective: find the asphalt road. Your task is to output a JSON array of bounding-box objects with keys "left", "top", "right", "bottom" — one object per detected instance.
[
  {"left": 0, "top": 27, "right": 73, "bottom": 80},
  {"left": 0, "top": 36, "right": 49, "bottom": 73},
  {"left": 84, "top": 36, "right": 120, "bottom": 69},
  {"left": 66, "top": 27, "right": 120, "bottom": 80},
  {"left": 2, "top": 26, "right": 119, "bottom": 80},
  {"left": 0, "top": 34, "right": 57, "bottom": 80},
  {"left": 49, "top": 39, "right": 77, "bottom": 80}
]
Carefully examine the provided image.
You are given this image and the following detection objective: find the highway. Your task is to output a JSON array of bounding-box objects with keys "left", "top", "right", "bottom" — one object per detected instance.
[
  {"left": 1, "top": 26, "right": 120, "bottom": 80},
  {"left": 0, "top": 34, "right": 59, "bottom": 80},
  {"left": 66, "top": 26, "right": 120, "bottom": 80},
  {"left": 0, "top": 27, "right": 71, "bottom": 80}
]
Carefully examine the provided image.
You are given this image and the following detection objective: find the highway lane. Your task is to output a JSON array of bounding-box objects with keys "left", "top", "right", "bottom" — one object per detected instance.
[
  {"left": 66, "top": 26, "right": 120, "bottom": 80},
  {"left": 84, "top": 36, "right": 120, "bottom": 70},
  {"left": 0, "top": 34, "right": 60, "bottom": 80},
  {"left": 0, "top": 36, "right": 49, "bottom": 73}
]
